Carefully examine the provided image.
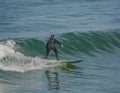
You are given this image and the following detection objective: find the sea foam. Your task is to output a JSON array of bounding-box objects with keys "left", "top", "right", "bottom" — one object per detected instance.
[{"left": 0, "top": 40, "right": 62, "bottom": 72}]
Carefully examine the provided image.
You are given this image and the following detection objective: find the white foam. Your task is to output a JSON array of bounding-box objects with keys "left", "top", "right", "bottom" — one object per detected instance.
[
  {"left": 0, "top": 40, "right": 63, "bottom": 72},
  {"left": 0, "top": 40, "right": 15, "bottom": 58},
  {"left": 0, "top": 55, "right": 62, "bottom": 72}
]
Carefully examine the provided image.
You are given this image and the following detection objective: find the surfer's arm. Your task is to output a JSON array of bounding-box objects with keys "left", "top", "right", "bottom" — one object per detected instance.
[{"left": 55, "top": 39, "right": 64, "bottom": 48}]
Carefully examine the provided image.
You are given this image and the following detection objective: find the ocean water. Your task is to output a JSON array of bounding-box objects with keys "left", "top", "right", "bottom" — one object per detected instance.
[{"left": 0, "top": 0, "right": 120, "bottom": 93}]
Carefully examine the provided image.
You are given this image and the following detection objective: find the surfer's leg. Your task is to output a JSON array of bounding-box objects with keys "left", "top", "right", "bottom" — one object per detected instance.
[
  {"left": 54, "top": 47, "right": 59, "bottom": 60},
  {"left": 45, "top": 48, "right": 51, "bottom": 59}
]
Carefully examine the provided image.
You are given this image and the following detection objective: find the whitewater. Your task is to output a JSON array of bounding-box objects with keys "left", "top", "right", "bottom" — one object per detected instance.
[{"left": 0, "top": 40, "right": 64, "bottom": 72}]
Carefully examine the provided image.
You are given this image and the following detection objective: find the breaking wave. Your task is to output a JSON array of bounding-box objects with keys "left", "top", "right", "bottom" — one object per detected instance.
[{"left": 0, "top": 30, "right": 120, "bottom": 72}]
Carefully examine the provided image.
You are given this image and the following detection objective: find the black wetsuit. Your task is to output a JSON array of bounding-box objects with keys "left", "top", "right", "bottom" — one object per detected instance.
[{"left": 45, "top": 37, "right": 61, "bottom": 60}]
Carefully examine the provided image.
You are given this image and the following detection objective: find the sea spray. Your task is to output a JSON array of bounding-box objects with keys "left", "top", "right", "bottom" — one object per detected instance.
[
  {"left": 0, "top": 40, "right": 15, "bottom": 58},
  {"left": 0, "top": 40, "right": 63, "bottom": 72}
]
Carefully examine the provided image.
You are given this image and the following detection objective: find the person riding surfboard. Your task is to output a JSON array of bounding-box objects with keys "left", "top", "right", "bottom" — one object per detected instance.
[{"left": 45, "top": 34, "right": 64, "bottom": 60}]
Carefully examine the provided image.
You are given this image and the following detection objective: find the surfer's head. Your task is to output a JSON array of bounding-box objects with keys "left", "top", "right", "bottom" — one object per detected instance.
[{"left": 50, "top": 34, "right": 55, "bottom": 39}]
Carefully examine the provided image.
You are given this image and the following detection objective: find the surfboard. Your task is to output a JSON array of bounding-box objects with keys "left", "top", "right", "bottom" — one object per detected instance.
[
  {"left": 58, "top": 59, "right": 82, "bottom": 64},
  {"left": 44, "top": 59, "right": 82, "bottom": 66}
]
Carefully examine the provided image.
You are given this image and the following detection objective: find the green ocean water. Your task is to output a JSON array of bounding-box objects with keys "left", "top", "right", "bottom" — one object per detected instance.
[
  {"left": 0, "top": 31, "right": 120, "bottom": 93},
  {"left": 0, "top": 0, "right": 120, "bottom": 93},
  {"left": 15, "top": 31, "right": 120, "bottom": 58}
]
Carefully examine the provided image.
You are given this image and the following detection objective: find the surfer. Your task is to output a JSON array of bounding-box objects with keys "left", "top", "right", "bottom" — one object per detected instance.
[{"left": 45, "top": 34, "right": 64, "bottom": 60}]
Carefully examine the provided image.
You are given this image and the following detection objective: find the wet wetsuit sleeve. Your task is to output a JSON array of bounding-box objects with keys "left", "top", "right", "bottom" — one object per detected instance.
[{"left": 55, "top": 39, "right": 61, "bottom": 45}]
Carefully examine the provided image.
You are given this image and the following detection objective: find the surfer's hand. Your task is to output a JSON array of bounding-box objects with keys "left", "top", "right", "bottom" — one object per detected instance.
[{"left": 61, "top": 44, "right": 64, "bottom": 48}]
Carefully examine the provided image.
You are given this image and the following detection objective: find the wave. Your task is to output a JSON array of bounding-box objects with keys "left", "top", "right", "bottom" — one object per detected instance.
[
  {"left": 60, "top": 31, "right": 120, "bottom": 56},
  {"left": 0, "top": 31, "right": 120, "bottom": 72},
  {"left": 0, "top": 40, "right": 63, "bottom": 72},
  {"left": 15, "top": 30, "right": 120, "bottom": 56}
]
